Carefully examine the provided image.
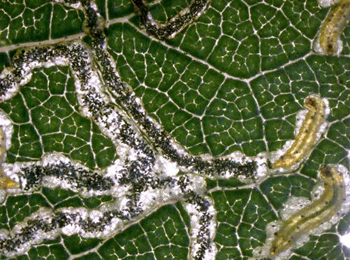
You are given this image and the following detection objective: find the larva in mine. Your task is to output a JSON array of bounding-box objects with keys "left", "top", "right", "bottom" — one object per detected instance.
[
  {"left": 270, "top": 165, "right": 346, "bottom": 255},
  {"left": 319, "top": 0, "right": 350, "bottom": 55},
  {"left": 272, "top": 95, "right": 326, "bottom": 170},
  {"left": 0, "top": 127, "right": 18, "bottom": 189}
]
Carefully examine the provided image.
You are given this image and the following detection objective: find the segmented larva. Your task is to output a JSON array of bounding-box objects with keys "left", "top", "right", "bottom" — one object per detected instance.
[
  {"left": 270, "top": 165, "right": 346, "bottom": 255},
  {"left": 319, "top": 0, "right": 350, "bottom": 55},
  {"left": 272, "top": 95, "right": 326, "bottom": 169},
  {"left": 0, "top": 128, "right": 18, "bottom": 189}
]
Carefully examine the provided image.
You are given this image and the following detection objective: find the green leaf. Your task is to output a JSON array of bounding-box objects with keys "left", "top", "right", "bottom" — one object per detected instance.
[{"left": 0, "top": 0, "right": 349, "bottom": 259}]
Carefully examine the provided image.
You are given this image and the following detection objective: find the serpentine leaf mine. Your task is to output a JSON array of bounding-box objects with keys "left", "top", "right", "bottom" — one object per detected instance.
[
  {"left": 131, "top": 0, "right": 212, "bottom": 39},
  {"left": 319, "top": 0, "right": 350, "bottom": 55},
  {"left": 270, "top": 165, "right": 346, "bottom": 256},
  {"left": 0, "top": 0, "right": 268, "bottom": 258},
  {"left": 272, "top": 95, "right": 327, "bottom": 170}
]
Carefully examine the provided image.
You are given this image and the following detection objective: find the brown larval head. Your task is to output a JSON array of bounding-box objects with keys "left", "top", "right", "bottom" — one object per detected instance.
[
  {"left": 320, "top": 165, "right": 333, "bottom": 178},
  {"left": 304, "top": 95, "right": 324, "bottom": 112}
]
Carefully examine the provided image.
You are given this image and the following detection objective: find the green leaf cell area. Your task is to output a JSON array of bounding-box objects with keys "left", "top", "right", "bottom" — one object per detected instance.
[
  {"left": 0, "top": 66, "right": 116, "bottom": 168},
  {"left": 0, "top": 0, "right": 84, "bottom": 46}
]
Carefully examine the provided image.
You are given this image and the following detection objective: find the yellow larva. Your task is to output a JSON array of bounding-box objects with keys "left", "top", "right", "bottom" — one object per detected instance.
[
  {"left": 272, "top": 95, "right": 326, "bottom": 169},
  {"left": 319, "top": 0, "right": 350, "bottom": 55},
  {"left": 0, "top": 128, "right": 18, "bottom": 189},
  {"left": 0, "top": 169, "right": 18, "bottom": 189},
  {"left": 270, "top": 165, "right": 346, "bottom": 255}
]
